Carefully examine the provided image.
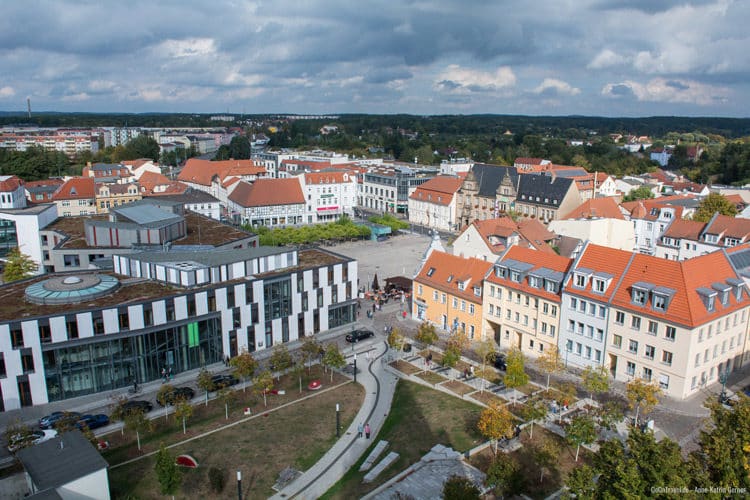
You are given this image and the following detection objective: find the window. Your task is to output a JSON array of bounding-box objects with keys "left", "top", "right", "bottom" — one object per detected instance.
[
  {"left": 575, "top": 274, "right": 586, "bottom": 287},
  {"left": 626, "top": 361, "right": 636, "bottom": 376},
  {"left": 585, "top": 346, "right": 592, "bottom": 359},
  {"left": 628, "top": 340, "right": 638, "bottom": 353},
  {"left": 525, "top": 295, "right": 530, "bottom": 307},
  {"left": 613, "top": 335, "right": 622, "bottom": 348},
  {"left": 596, "top": 328, "right": 604, "bottom": 341},
  {"left": 578, "top": 300, "right": 586, "bottom": 313},
  {"left": 543, "top": 303, "right": 549, "bottom": 314},
  {"left": 576, "top": 342, "right": 582, "bottom": 355},
  {"left": 469, "top": 304, "right": 475, "bottom": 315},
  {"left": 645, "top": 345, "right": 655, "bottom": 360},
  {"left": 433, "top": 290, "right": 438, "bottom": 301},
  {"left": 0, "top": 353, "right": 5, "bottom": 378},
  {"left": 452, "top": 298, "right": 458, "bottom": 308},
  {"left": 648, "top": 321, "right": 658, "bottom": 335},
  {"left": 441, "top": 293, "right": 446, "bottom": 304},
  {"left": 551, "top": 305, "right": 557, "bottom": 316},
  {"left": 514, "top": 312, "right": 520, "bottom": 323},
  {"left": 118, "top": 311, "right": 129, "bottom": 330},
  {"left": 426, "top": 267, "right": 435, "bottom": 277},
  {"left": 587, "top": 325, "right": 594, "bottom": 338},
  {"left": 653, "top": 294, "right": 667, "bottom": 311},
  {"left": 662, "top": 351, "right": 673, "bottom": 366},
  {"left": 489, "top": 304, "right": 494, "bottom": 315},
  {"left": 632, "top": 288, "right": 647, "bottom": 305},
  {"left": 594, "top": 349, "right": 601, "bottom": 362},
  {"left": 615, "top": 311, "right": 625, "bottom": 325},
  {"left": 665, "top": 326, "right": 676, "bottom": 341},
  {"left": 643, "top": 367, "right": 653, "bottom": 382},
  {"left": 594, "top": 279, "right": 606, "bottom": 293},
  {"left": 631, "top": 316, "right": 641, "bottom": 330},
  {"left": 417, "top": 285, "right": 423, "bottom": 295},
  {"left": 659, "top": 374, "right": 670, "bottom": 390},
  {"left": 523, "top": 315, "right": 529, "bottom": 326},
  {"left": 568, "top": 320, "right": 575, "bottom": 332},
  {"left": 550, "top": 325, "right": 556, "bottom": 337},
  {"left": 21, "top": 348, "right": 34, "bottom": 373},
  {"left": 460, "top": 301, "right": 466, "bottom": 311},
  {"left": 506, "top": 309, "right": 511, "bottom": 320}
]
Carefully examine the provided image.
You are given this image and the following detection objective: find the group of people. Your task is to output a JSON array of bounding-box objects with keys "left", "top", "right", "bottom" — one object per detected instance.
[
  {"left": 161, "top": 367, "right": 173, "bottom": 383},
  {"left": 357, "top": 422, "right": 371, "bottom": 439}
]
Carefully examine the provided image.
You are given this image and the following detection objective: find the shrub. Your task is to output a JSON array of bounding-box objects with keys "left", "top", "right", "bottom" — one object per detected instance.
[{"left": 208, "top": 467, "right": 227, "bottom": 493}]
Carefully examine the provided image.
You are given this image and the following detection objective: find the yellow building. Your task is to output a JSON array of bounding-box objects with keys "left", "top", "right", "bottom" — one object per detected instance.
[
  {"left": 413, "top": 250, "right": 493, "bottom": 340},
  {"left": 95, "top": 183, "right": 142, "bottom": 214}
]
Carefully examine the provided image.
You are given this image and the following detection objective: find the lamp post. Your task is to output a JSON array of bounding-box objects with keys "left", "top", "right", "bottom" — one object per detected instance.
[
  {"left": 336, "top": 403, "right": 341, "bottom": 437},
  {"left": 353, "top": 353, "right": 357, "bottom": 383},
  {"left": 237, "top": 470, "right": 242, "bottom": 500}
]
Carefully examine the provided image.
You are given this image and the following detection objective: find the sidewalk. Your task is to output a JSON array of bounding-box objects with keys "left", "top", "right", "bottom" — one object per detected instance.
[{"left": 270, "top": 340, "right": 399, "bottom": 500}]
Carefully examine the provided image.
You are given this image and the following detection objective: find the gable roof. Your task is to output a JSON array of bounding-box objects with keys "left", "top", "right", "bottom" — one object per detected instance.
[
  {"left": 0, "top": 175, "right": 23, "bottom": 192},
  {"left": 409, "top": 176, "right": 463, "bottom": 206},
  {"left": 228, "top": 178, "right": 304, "bottom": 207},
  {"left": 463, "top": 164, "right": 518, "bottom": 197},
  {"left": 563, "top": 197, "right": 625, "bottom": 220},
  {"left": 487, "top": 245, "right": 572, "bottom": 302},
  {"left": 178, "top": 158, "right": 266, "bottom": 186},
  {"left": 414, "top": 250, "right": 492, "bottom": 304},
  {"left": 703, "top": 214, "right": 750, "bottom": 240},
  {"left": 566, "top": 242, "right": 635, "bottom": 303},
  {"left": 304, "top": 171, "right": 354, "bottom": 184},
  {"left": 516, "top": 173, "right": 575, "bottom": 208},
  {"left": 516, "top": 218, "right": 556, "bottom": 252},
  {"left": 661, "top": 218, "right": 706, "bottom": 240},
  {"left": 17, "top": 430, "right": 108, "bottom": 492},
  {"left": 52, "top": 177, "right": 96, "bottom": 201}
]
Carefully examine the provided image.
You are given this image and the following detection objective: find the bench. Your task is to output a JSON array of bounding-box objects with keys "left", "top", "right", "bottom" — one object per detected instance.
[{"left": 359, "top": 440, "right": 389, "bottom": 472}]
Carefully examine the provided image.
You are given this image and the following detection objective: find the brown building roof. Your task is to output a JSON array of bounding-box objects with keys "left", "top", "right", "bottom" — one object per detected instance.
[
  {"left": 52, "top": 177, "right": 96, "bottom": 201},
  {"left": 228, "top": 178, "right": 305, "bottom": 207},
  {"left": 563, "top": 197, "right": 624, "bottom": 220}
]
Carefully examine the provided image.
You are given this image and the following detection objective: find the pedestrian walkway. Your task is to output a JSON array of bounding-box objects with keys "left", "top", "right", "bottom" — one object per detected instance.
[{"left": 270, "top": 339, "right": 399, "bottom": 500}]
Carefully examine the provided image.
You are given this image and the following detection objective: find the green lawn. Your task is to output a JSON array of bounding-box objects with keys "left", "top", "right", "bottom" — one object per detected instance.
[{"left": 321, "top": 379, "right": 485, "bottom": 499}]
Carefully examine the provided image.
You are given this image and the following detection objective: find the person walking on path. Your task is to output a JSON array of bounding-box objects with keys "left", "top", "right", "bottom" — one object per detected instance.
[
  {"left": 358, "top": 422, "right": 364, "bottom": 438},
  {"left": 365, "top": 423, "right": 371, "bottom": 439}
]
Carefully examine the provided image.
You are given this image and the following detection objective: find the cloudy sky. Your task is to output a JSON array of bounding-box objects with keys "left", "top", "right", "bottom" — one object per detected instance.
[{"left": 0, "top": 0, "right": 747, "bottom": 117}]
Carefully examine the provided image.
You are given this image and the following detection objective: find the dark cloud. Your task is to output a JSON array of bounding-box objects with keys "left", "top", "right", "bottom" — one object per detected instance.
[
  {"left": 665, "top": 80, "right": 690, "bottom": 90},
  {"left": 608, "top": 84, "right": 635, "bottom": 97}
]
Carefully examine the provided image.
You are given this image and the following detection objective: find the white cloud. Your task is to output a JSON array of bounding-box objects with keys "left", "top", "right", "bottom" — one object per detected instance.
[
  {"left": 157, "top": 38, "right": 216, "bottom": 59},
  {"left": 533, "top": 78, "right": 580, "bottom": 96},
  {"left": 588, "top": 49, "right": 627, "bottom": 69},
  {"left": 88, "top": 80, "right": 116, "bottom": 92},
  {"left": 0, "top": 86, "right": 15, "bottom": 98},
  {"left": 601, "top": 78, "right": 729, "bottom": 105},
  {"left": 434, "top": 64, "right": 516, "bottom": 94},
  {"left": 61, "top": 92, "right": 90, "bottom": 102}
]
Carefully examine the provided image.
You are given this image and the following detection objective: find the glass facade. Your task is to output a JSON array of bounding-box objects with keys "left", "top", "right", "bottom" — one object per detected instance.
[
  {"left": 42, "top": 316, "right": 222, "bottom": 402},
  {"left": 0, "top": 219, "right": 18, "bottom": 258},
  {"left": 328, "top": 303, "right": 356, "bottom": 329}
]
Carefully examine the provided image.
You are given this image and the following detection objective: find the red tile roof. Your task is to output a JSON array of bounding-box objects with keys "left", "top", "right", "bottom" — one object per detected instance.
[
  {"left": 516, "top": 219, "right": 557, "bottom": 252},
  {"left": 137, "top": 170, "right": 171, "bottom": 190},
  {"left": 228, "top": 178, "right": 304, "bottom": 207},
  {"left": 52, "top": 177, "right": 96, "bottom": 201},
  {"left": 566, "top": 243, "right": 634, "bottom": 303},
  {"left": 0, "top": 175, "right": 24, "bottom": 192},
  {"left": 661, "top": 219, "right": 705, "bottom": 240},
  {"left": 409, "top": 176, "right": 463, "bottom": 206},
  {"left": 178, "top": 158, "right": 266, "bottom": 186},
  {"left": 486, "top": 245, "right": 572, "bottom": 303},
  {"left": 304, "top": 171, "right": 355, "bottom": 184},
  {"left": 414, "top": 250, "right": 493, "bottom": 304},
  {"left": 563, "top": 197, "right": 625, "bottom": 220},
  {"left": 704, "top": 214, "right": 750, "bottom": 240}
]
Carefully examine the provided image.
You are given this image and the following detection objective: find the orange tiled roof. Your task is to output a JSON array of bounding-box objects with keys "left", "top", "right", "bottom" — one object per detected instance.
[
  {"left": 516, "top": 219, "right": 556, "bottom": 252},
  {"left": 137, "top": 170, "right": 171, "bottom": 189},
  {"left": 414, "top": 250, "right": 493, "bottom": 304},
  {"left": 52, "top": 177, "right": 96, "bottom": 201},
  {"left": 486, "top": 245, "right": 572, "bottom": 303},
  {"left": 228, "top": 178, "right": 304, "bottom": 207},
  {"left": 704, "top": 214, "right": 750, "bottom": 240},
  {"left": 563, "top": 197, "right": 624, "bottom": 220},
  {"left": 514, "top": 158, "right": 546, "bottom": 165},
  {"left": 565, "top": 243, "right": 634, "bottom": 303},
  {"left": 178, "top": 158, "right": 266, "bottom": 186},
  {"left": 661, "top": 219, "right": 705, "bottom": 240},
  {"left": 409, "top": 176, "right": 463, "bottom": 206},
  {"left": 0, "top": 175, "right": 24, "bottom": 192},
  {"left": 305, "top": 171, "right": 354, "bottom": 184}
]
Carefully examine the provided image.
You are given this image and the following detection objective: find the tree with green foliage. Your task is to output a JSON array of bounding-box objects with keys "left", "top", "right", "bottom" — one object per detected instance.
[
  {"left": 300, "top": 337, "right": 322, "bottom": 374},
  {"left": 387, "top": 326, "right": 404, "bottom": 353},
  {"left": 622, "top": 185, "right": 655, "bottom": 202},
  {"left": 504, "top": 348, "right": 529, "bottom": 404},
  {"left": 486, "top": 454, "right": 525, "bottom": 498},
  {"left": 214, "top": 135, "right": 252, "bottom": 160},
  {"left": 415, "top": 321, "right": 438, "bottom": 347},
  {"left": 563, "top": 464, "right": 596, "bottom": 500},
  {"left": 581, "top": 365, "right": 610, "bottom": 403},
  {"left": 196, "top": 368, "right": 214, "bottom": 405},
  {"left": 475, "top": 338, "right": 497, "bottom": 393},
  {"left": 625, "top": 378, "right": 661, "bottom": 426},
  {"left": 442, "top": 345, "right": 461, "bottom": 378},
  {"left": 323, "top": 343, "right": 346, "bottom": 382},
  {"left": 253, "top": 369, "right": 274, "bottom": 407},
  {"left": 693, "top": 192, "right": 738, "bottom": 222},
  {"left": 174, "top": 398, "right": 193, "bottom": 434},
  {"left": 477, "top": 401, "right": 515, "bottom": 454},
  {"left": 121, "top": 135, "right": 160, "bottom": 161},
  {"left": 154, "top": 443, "right": 181, "bottom": 496},
  {"left": 3, "top": 247, "right": 38, "bottom": 282},
  {"left": 230, "top": 350, "right": 258, "bottom": 392},
  {"left": 269, "top": 344, "right": 293, "bottom": 381},
  {"left": 689, "top": 396, "right": 750, "bottom": 492},
  {"left": 156, "top": 384, "right": 175, "bottom": 420},
  {"left": 566, "top": 414, "right": 597, "bottom": 462},
  {"left": 442, "top": 475, "right": 480, "bottom": 500},
  {"left": 534, "top": 434, "right": 560, "bottom": 483},
  {"left": 522, "top": 398, "right": 548, "bottom": 439},
  {"left": 217, "top": 387, "right": 236, "bottom": 420},
  {"left": 119, "top": 406, "right": 152, "bottom": 451},
  {"left": 536, "top": 345, "right": 563, "bottom": 391}
]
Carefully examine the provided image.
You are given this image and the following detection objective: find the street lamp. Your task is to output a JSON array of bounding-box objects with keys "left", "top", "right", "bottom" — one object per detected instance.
[
  {"left": 336, "top": 403, "right": 341, "bottom": 437},
  {"left": 237, "top": 470, "right": 242, "bottom": 500},
  {"left": 353, "top": 353, "right": 357, "bottom": 383}
]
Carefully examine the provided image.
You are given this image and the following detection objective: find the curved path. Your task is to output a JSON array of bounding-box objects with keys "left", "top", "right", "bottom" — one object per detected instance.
[{"left": 271, "top": 340, "right": 399, "bottom": 500}]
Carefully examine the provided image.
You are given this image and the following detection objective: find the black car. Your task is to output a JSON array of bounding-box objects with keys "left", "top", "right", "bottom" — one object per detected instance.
[
  {"left": 39, "top": 411, "right": 82, "bottom": 430},
  {"left": 346, "top": 329, "right": 375, "bottom": 343},
  {"left": 121, "top": 400, "right": 153, "bottom": 414},
  {"left": 492, "top": 353, "right": 507, "bottom": 371},
  {"left": 158, "top": 386, "right": 195, "bottom": 406},
  {"left": 211, "top": 374, "right": 239, "bottom": 389},
  {"left": 76, "top": 414, "right": 110, "bottom": 431}
]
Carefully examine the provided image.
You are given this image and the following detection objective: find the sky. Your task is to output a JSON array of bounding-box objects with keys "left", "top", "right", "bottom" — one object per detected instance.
[{"left": 0, "top": 0, "right": 748, "bottom": 117}]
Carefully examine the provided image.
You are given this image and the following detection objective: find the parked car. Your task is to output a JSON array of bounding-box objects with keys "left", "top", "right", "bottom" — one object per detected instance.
[
  {"left": 39, "top": 411, "right": 82, "bottom": 430},
  {"left": 158, "top": 386, "right": 195, "bottom": 406},
  {"left": 8, "top": 429, "right": 57, "bottom": 452},
  {"left": 492, "top": 353, "right": 507, "bottom": 371},
  {"left": 346, "top": 329, "right": 375, "bottom": 343},
  {"left": 121, "top": 400, "right": 153, "bottom": 414},
  {"left": 76, "top": 414, "right": 110, "bottom": 431},
  {"left": 211, "top": 374, "right": 239, "bottom": 389}
]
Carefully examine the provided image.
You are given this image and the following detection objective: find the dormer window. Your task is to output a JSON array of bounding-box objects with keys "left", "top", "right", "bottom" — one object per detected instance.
[
  {"left": 510, "top": 271, "right": 521, "bottom": 283},
  {"left": 426, "top": 267, "right": 435, "bottom": 277},
  {"left": 712, "top": 282, "right": 732, "bottom": 307},
  {"left": 696, "top": 287, "right": 718, "bottom": 313},
  {"left": 593, "top": 279, "right": 605, "bottom": 293},
  {"left": 653, "top": 294, "right": 667, "bottom": 311},
  {"left": 727, "top": 278, "right": 745, "bottom": 301},
  {"left": 495, "top": 266, "right": 507, "bottom": 279},
  {"left": 528, "top": 276, "right": 541, "bottom": 288},
  {"left": 447, "top": 275, "right": 454, "bottom": 283},
  {"left": 575, "top": 274, "right": 586, "bottom": 287},
  {"left": 545, "top": 280, "right": 558, "bottom": 293},
  {"left": 633, "top": 289, "right": 647, "bottom": 305},
  {"left": 473, "top": 286, "right": 481, "bottom": 297}
]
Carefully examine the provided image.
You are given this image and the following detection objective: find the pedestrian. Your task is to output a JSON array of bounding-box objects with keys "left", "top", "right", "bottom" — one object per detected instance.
[
  {"left": 161, "top": 367, "right": 167, "bottom": 382},
  {"left": 168, "top": 367, "right": 173, "bottom": 380},
  {"left": 358, "top": 422, "right": 364, "bottom": 438},
  {"left": 372, "top": 303, "right": 376, "bottom": 313},
  {"left": 470, "top": 365, "right": 474, "bottom": 377},
  {"left": 365, "top": 423, "right": 371, "bottom": 439}
]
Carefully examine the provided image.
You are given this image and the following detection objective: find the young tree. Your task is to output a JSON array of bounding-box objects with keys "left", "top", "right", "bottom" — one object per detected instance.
[
  {"left": 156, "top": 384, "right": 175, "bottom": 419},
  {"left": 557, "top": 382, "right": 578, "bottom": 423},
  {"left": 196, "top": 368, "right": 215, "bottom": 405},
  {"left": 581, "top": 365, "right": 610, "bottom": 403},
  {"left": 216, "top": 387, "right": 236, "bottom": 420},
  {"left": 122, "top": 408, "right": 152, "bottom": 451},
  {"left": 504, "top": 348, "right": 529, "bottom": 405},
  {"left": 415, "top": 321, "right": 438, "bottom": 347},
  {"left": 387, "top": 327, "right": 405, "bottom": 354},
  {"left": 269, "top": 344, "right": 293, "bottom": 381},
  {"left": 447, "top": 328, "right": 470, "bottom": 354},
  {"left": 252, "top": 369, "right": 274, "bottom": 407},
  {"left": 477, "top": 401, "right": 515, "bottom": 454},
  {"left": 290, "top": 358, "right": 306, "bottom": 393},
  {"left": 566, "top": 414, "right": 597, "bottom": 462},
  {"left": 625, "top": 378, "right": 661, "bottom": 426},
  {"left": 442, "top": 345, "right": 461, "bottom": 379},
  {"left": 323, "top": 343, "right": 346, "bottom": 382},
  {"left": 174, "top": 398, "right": 193, "bottom": 434},
  {"left": 442, "top": 475, "right": 480, "bottom": 500},
  {"left": 300, "top": 337, "right": 322, "bottom": 374},
  {"left": 475, "top": 338, "right": 497, "bottom": 393},
  {"left": 536, "top": 345, "right": 563, "bottom": 391},
  {"left": 534, "top": 434, "right": 560, "bottom": 483},
  {"left": 563, "top": 464, "right": 596, "bottom": 500},
  {"left": 230, "top": 350, "right": 258, "bottom": 392},
  {"left": 486, "top": 454, "right": 525, "bottom": 498},
  {"left": 521, "top": 398, "right": 548, "bottom": 439},
  {"left": 693, "top": 192, "right": 738, "bottom": 222},
  {"left": 154, "top": 443, "right": 181, "bottom": 496},
  {"left": 3, "top": 247, "right": 38, "bottom": 282}
]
